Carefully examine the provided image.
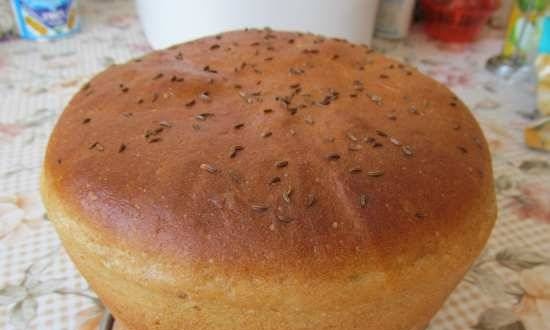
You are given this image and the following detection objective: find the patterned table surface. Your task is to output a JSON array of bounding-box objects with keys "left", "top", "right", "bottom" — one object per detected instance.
[{"left": 1, "top": 1, "right": 549, "bottom": 329}]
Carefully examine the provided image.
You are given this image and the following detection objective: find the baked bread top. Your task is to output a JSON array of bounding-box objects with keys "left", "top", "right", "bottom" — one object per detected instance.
[{"left": 43, "top": 29, "right": 495, "bottom": 276}]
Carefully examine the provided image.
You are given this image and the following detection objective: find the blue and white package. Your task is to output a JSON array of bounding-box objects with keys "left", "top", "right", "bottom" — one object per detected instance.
[{"left": 10, "top": 0, "right": 80, "bottom": 40}]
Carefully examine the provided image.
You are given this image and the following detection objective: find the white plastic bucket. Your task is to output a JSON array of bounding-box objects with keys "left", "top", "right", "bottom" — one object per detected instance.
[{"left": 136, "top": 0, "right": 380, "bottom": 49}]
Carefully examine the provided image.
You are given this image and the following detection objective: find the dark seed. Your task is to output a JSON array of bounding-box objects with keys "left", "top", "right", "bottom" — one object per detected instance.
[
  {"left": 170, "top": 76, "right": 184, "bottom": 82},
  {"left": 159, "top": 121, "right": 172, "bottom": 128},
  {"left": 261, "top": 131, "right": 272, "bottom": 138},
  {"left": 375, "top": 130, "right": 388, "bottom": 137},
  {"left": 289, "top": 67, "right": 305, "bottom": 75},
  {"left": 82, "top": 118, "right": 91, "bottom": 124},
  {"left": 349, "top": 167, "right": 362, "bottom": 174},
  {"left": 282, "top": 186, "right": 293, "bottom": 203},
  {"left": 185, "top": 99, "right": 196, "bottom": 107},
  {"left": 389, "top": 137, "right": 401, "bottom": 146},
  {"left": 200, "top": 163, "right": 217, "bottom": 173},
  {"left": 367, "top": 170, "right": 384, "bottom": 177},
  {"left": 379, "top": 74, "right": 389, "bottom": 79},
  {"left": 234, "top": 123, "right": 245, "bottom": 130},
  {"left": 89, "top": 142, "right": 104, "bottom": 151},
  {"left": 199, "top": 91, "right": 210, "bottom": 102},
  {"left": 270, "top": 176, "right": 281, "bottom": 184},
  {"left": 203, "top": 65, "right": 218, "bottom": 74},
  {"left": 415, "top": 212, "right": 426, "bottom": 219},
  {"left": 359, "top": 194, "right": 368, "bottom": 208},
  {"left": 153, "top": 73, "right": 163, "bottom": 80},
  {"left": 370, "top": 94, "right": 382, "bottom": 105},
  {"left": 306, "top": 194, "right": 316, "bottom": 208},
  {"left": 229, "top": 145, "right": 244, "bottom": 158},
  {"left": 210, "top": 44, "right": 220, "bottom": 50},
  {"left": 251, "top": 203, "right": 269, "bottom": 212},
  {"left": 326, "top": 153, "right": 340, "bottom": 161},
  {"left": 302, "top": 48, "right": 320, "bottom": 54},
  {"left": 148, "top": 137, "right": 161, "bottom": 143},
  {"left": 276, "top": 213, "right": 294, "bottom": 223},
  {"left": 263, "top": 108, "right": 273, "bottom": 114},
  {"left": 195, "top": 113, "right": 214, "bottom": 121},
  {"left": 346, "top": 132, "right": 358, "bottom": 142},
  {"left": 118, "top": 144, "right": 126, "bottom": 153},
  {"left": 402, "top": 145, "right": 414, "bottom": 157},
  {"left": 457, "top": 146, "right": 468, "bottom": 154},
  {"left": 275, "top": 160, "right": 288, "bottom": 168}
]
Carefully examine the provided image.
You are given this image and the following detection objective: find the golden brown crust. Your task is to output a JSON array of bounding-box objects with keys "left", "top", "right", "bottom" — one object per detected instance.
[{"left": 42, "top": 29, "right": 496, "bottom": 330}]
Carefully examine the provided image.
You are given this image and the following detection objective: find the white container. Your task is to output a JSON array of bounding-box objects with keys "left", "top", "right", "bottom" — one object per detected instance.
[
  {"left": 374, "top": 0, "right": 415, "bottom": 39},
  {"left": 136, "top": 0, "right": 380, "bottom": 50}
]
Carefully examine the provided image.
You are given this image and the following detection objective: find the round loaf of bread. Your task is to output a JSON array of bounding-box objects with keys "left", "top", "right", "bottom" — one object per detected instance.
[{"left": 41, "top": 29, "right": 496, "bottom": 330}]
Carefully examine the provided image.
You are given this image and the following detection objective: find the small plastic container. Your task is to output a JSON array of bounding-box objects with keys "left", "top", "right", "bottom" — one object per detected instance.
[
  {"left": 10, "top": 0, "right": 80, "bottom": 41},
  {"left": 421, "top": 0, "right": 500, "bottom": 42}
]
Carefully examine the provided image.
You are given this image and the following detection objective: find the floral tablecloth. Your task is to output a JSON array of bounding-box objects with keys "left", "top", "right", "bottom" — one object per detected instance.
[{"left": 1, "top": 1, "right": 549, "bottom": 329}]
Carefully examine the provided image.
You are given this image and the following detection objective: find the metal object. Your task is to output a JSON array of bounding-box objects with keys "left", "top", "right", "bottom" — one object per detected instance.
[
  {"left": 486, "top": 0, "right": 543, "bottom": 76},
  {"left": 99, "top": 310, "right": 114, "bottom": 330},
  {"left": 486, "top": 54, "right": 525, "bottom": 77}
]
